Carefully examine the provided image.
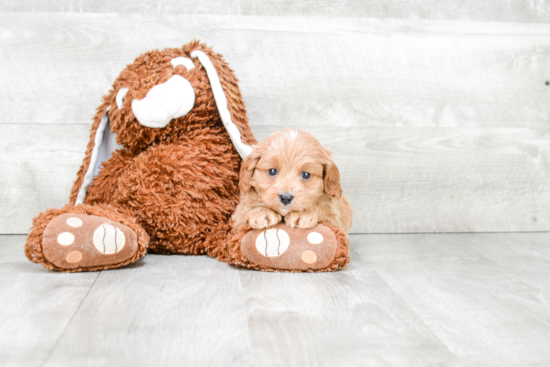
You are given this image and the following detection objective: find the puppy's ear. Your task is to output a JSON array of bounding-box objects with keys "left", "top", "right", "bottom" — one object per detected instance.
[
  {"left": 323, "top": 151, "right": 342, "bottom": 199},
  {"left": 239, "top": 146, "right": 261, "bottom": 194}
]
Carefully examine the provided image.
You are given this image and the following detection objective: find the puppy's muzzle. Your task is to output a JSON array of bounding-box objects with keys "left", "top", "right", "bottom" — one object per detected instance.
[{"left": 279, "top": 193, "right": 294, "bottom": 206}]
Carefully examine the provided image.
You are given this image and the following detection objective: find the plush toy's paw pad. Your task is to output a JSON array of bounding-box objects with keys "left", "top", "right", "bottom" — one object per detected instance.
[
  {"left": 241, "top": 223, "right": 337, "bottom": 271},
  {"left": 42, "top": 213, "right": 138, "bottom": 270}
]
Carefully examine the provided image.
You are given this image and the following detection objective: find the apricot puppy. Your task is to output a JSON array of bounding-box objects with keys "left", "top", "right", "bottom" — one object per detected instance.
[{"left": 233, "top": 129, "right": 352, "bottom": 233}]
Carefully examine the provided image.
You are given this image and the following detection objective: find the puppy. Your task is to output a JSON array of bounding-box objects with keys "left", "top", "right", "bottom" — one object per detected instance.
[{"left": 232, "top": 129, "right": 352, "bottom": 233}]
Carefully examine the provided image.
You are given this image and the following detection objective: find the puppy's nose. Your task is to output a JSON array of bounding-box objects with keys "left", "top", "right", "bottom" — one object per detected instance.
[{"left": 279, "top": 193, "right": 294, "bottom": 206}]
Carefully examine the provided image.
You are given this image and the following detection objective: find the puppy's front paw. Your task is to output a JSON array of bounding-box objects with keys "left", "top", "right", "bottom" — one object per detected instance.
[
  {"left": 248, "top": 208, "right": 282, "bottom": 229},
  {"left": 285, "top": 211, "right": 318, "bottom": 229}
]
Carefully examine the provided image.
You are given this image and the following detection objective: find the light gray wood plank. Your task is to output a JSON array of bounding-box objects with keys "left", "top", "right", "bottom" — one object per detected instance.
[
  {"left": 0, "top": 234, "right": 10, "bottom": 246},
  {"left": 5, "top": 233, "right": 550, "bottom": 366},
  {"left": 2, "top": 124, "right": 549, "bottom": 234},
  {"left": 239, "top": 267, "right": 463, "bottom": 367},
  {"left": 42, "top": 255, "right": 251, "bottom": 367},
  {"left": 460, "top": 233, "right": 550, "bottom": 300},
  {"left": 0, "top": 235, "right": 98, "bottom": 367},
  {"left": 359, "top": 233, "right": 550, "bottom": 366},
  {"left": 0, "top": 14, "right": 548, "bottom": 129},
  {"left": 0, "top": 124, "right": 89, "bottom": 234},
  {"left": 1, "top": 0, "right": 549, "bottom": 23}
]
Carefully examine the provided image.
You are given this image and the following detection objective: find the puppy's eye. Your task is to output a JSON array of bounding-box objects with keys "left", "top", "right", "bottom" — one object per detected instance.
[
  {"left": 301, "top": 172, "right": 311, "bottom": 180},
  {"left": 268, "top": 168, "right": 278, "bottom": 177}
]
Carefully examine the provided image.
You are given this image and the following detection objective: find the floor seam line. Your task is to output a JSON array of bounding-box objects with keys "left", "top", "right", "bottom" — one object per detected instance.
[
  {"left": 365, "top": 264, "right": 468, "bottom": 366},
  {"left": 40, "top": 271, "right": 102, "bottom": 367}
]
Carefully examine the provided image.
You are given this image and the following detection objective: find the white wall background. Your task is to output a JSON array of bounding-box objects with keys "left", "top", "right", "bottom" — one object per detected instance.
[{"left": 0, "top": 1, "right": 549, "bottom": 234}]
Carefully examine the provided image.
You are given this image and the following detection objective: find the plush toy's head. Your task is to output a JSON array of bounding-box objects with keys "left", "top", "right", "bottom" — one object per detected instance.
[
  {"left": 102, "top": 40, "right": 255, "bottom": 154},
  {"left": 70, "top": 40, "right": 257, "bottom": 205}
]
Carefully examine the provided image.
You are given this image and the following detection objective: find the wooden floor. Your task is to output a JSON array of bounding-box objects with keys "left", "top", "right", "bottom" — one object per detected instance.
[{"left": 2, "top": 233, "right": 550, "bottom": 367}]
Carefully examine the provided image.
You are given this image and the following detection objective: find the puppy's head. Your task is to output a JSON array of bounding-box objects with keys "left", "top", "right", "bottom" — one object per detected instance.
[{"left": 239, "top": 129, "right": 342, "bottom": 216}]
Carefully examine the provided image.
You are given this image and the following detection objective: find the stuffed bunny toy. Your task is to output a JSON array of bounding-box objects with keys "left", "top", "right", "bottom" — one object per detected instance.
[{"left": 25, "top": 40, "right": 350, "bottom": 273}]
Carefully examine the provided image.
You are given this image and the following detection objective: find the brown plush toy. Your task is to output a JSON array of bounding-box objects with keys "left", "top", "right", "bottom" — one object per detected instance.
[{"left": 24, "top": 40, "right": 350, "bottom": 273}]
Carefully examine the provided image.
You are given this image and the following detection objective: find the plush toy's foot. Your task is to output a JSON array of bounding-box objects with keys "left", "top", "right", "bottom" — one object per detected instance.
[
  {"left": 227, "top": 223, "right": 350, "bottom": 272},
  {"left": 42, "top": 213, "right": 139, "bottom": 270},
  {"left": 25, "top": 204, "right": 149, "bottom": 272}
]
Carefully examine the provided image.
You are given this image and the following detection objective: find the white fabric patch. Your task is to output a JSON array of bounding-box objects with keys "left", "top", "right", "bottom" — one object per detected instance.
[
  {"left": 57, "top": 232, "right": 75, "bottom": 246},
  {"left": 93, "top": 223, "right": 125, "bottom": 255},
  {"left": 93, "top": 115, "right": 124, "bottom": 178},
  {"left": 75, "top": 107, "right": 123, "bottom": 205},
  {"left": 191, "top": 50, "right": 253, "bottom": 159},
  {"left": 131, "top": 75, "right": 195, "bottom": 128},
  {"left": 66, "top": 217, "right": 83, "bottom": 228},
  {"left": 307, "top": 232, "right": 324, "bottom": 244},
  {"left": 171, "top": 57, "right": 195, "bottom": 70},
  {"left": 116, "top": 87, "right": 128, "bottom": 109},
  {"left": 255, "top": 228, "right": 290, "bottom": 257}
]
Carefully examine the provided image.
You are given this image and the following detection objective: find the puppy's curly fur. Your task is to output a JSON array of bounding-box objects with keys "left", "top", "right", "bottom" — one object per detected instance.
[{"left": 232, "top": 129, "right": 352, "bottom": 233}]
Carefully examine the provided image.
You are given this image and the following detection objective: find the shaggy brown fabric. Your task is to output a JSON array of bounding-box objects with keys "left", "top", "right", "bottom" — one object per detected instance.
[
  {"left": 25, "top": 204, "right": 149, "bottom": 272},
  {"left": 113, "top": 138, "right": 240, "bottom": 255}
]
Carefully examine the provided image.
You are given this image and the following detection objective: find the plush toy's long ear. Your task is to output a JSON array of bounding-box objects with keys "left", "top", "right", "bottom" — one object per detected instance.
[
  {"left": 239, "top": 146, "right": 261, "bottom": 194},
  {"left": 191, "top": 46, "right": 257, "bottom": 159},
  {"left": 69, "top": 103, "right": 123, "bottom": 205},
  {"left": 323, "top": 151, "right": 343, "bottom": 199}
]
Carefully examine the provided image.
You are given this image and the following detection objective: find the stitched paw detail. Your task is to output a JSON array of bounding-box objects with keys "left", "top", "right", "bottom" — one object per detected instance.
[
  {"left": 42, "top": 213, "right": 138, "bottom": 270},
  {"left": 241, "top": 223, "right": 337, "bottom": 271},
  {"left": 255, "top": 228, "right": 290, "bottom": 257},
  {"left": 93, "top": 223, "right": 126, "bottom": 254}
]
